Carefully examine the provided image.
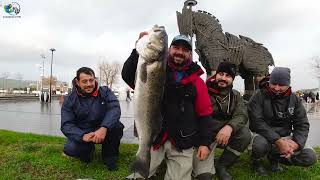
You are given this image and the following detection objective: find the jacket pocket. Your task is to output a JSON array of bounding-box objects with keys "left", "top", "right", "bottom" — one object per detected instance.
[
  {"left": 174, "top": 129, "right": 198, "bottom": 150},
  {"left": 180, "top": 129, "right": 197, "bottom": 138}
]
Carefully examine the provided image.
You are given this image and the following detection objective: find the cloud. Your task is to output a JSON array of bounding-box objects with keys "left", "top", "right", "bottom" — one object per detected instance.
[{"left": 0, "top": 0, "right": 319, "bottom": 90}]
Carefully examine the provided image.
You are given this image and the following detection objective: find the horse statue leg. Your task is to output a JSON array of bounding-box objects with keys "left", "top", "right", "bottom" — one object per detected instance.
[{"left": 243, "top": 75, "right": 264, "bottom": 101}]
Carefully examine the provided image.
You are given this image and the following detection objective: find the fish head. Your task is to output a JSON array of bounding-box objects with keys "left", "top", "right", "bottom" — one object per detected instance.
[{"left": 136, "top": 25, "right": 168, "bottom": 63}]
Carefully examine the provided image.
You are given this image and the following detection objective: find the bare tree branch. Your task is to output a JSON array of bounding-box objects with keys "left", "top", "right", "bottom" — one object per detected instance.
[
  {"left": 311, "top": 56, "right": 320, "bottom": 78},
  {"left": 98, "top": 60, "right": 120, "bottom": 88},
  {"left": 42, "top": 76, "right": 57, "bottom": 87}
]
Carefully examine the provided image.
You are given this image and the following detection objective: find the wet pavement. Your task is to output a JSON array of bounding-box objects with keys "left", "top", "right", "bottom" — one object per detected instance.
[
  {"left": 0, "top": 99, "right": 136, "bottom": 144},
  {"left": 0, "top": 99, "right": 319, "bottom": 146},
  {"left": 304, "top": 102, "right": 320, "bottom": 147}
]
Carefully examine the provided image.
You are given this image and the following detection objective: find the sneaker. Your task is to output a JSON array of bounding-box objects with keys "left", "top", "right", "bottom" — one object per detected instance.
[{"left": 62, "top": 152, "right": 73, "bottom": 160}]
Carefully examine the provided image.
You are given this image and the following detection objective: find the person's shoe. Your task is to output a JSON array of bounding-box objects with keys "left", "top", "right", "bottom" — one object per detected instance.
[
  {"left": 216, "top": 165, "right": 232, "bottom": 180},
  {"left": 268, "top": 154, "right": 284, "bottom": 172},
  {"left": 215, "top": 149, "right": 239, "bottom": 180},
  {"left": 79, "top": 150, "right": 94, "bottom": 163},
  {"left": 125, "top": 173, "right": 147, "bottom": 179},
  {"left": 269, "top": 159, "right": 283, "bottom": 172},
  {"left": 104, "top": 157, "right": 118, "bottom": 171},
  {"left": 62, "top": 152, "right": 74, "bottom": 160},
  {"left": 196, "top": 173, "right": 214, "bottom": 180},
  {"left": 107, "top": 163, "right": 118, "bottom": 171},
  {"left": 79, "top": 155, "right": 92, "bottom": 163},
  {"left": 252, "top": 159, "right": 268, "bottom": 176}
]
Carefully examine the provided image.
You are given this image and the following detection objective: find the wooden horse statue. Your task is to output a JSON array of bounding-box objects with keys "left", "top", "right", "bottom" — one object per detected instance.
[{"left": 176, "top": 3, "right": 274, "bottom": 100}]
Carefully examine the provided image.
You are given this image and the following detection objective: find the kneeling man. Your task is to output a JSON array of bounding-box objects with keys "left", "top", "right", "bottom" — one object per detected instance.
[
  {"left": 61, "top": 67, "right": 124, "bottom": 171},
  {"left": 248, "top": 67, "right": 317, "bottom": 176}
]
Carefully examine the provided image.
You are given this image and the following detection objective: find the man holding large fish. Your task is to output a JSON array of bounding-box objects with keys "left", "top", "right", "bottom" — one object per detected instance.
[{"left": 122, "top": 25, "right": 216, "bottom": 180}]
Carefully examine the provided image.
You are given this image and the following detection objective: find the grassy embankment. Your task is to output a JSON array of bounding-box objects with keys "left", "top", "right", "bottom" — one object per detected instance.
[{"left": 0, "top": 130, "right": 319, "bottom": 180}]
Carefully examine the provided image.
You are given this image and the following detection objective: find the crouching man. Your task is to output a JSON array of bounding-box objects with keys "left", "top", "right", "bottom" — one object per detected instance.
[
  {"left": 193, "top": 62, "right": 251, "bottom": 180},
  {"left": 248, "top": 67, "right": 317, "bottom": 176},
  {"left": 61, "top": 67, "right": 124, "bottom": 171}
]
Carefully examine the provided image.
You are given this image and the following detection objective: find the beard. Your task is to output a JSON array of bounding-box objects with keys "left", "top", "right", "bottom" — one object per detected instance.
[
  {"left": 167, "top": 53, "right": 192, "bottom": 69},
  {"left": 217, "top": 79, "right": 232, "bottom": 88},
  {"left": 77, "top": 84, "right": 95, "bottom": 96},
  {"left": 214, "top": 79, "right": 233, "bottom": 94}
]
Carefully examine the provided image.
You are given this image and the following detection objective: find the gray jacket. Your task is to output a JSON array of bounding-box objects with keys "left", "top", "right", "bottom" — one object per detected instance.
[{"left": 248, "top": 88, "right": 309, "bottom": 150}]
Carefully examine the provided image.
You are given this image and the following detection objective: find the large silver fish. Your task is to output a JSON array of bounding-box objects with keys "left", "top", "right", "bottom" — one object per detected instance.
[{"left": 131, "top": 25, "right": 167, "bottom": 178}]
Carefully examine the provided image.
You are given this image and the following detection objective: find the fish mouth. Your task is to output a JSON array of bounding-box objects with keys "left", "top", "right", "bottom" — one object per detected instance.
[
  {"left": 152, "top": 25, "right": 166, "bottom": 38},
  {"left": 153, "top": 25, "right": 165, "bottom": 31},
  {"left": 154, "top": 26, "right": 165, "bottom": 31},
  {"left": 136, "top": 25, "right": 167, "bottom": 61}
]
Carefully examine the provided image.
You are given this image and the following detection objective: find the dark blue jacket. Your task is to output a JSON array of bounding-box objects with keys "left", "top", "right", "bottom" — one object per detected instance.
[{"left": 61, "top": 85, "right": 123, "bottom": 142}]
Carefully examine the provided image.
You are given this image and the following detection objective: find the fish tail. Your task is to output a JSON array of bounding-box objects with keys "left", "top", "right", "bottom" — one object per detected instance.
[{"left": 130, "top": 150, "right": 151, "bottom": 178}]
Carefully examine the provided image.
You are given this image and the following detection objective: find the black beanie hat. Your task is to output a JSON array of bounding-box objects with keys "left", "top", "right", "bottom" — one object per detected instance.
[
  {"left": 216, "top": 61, "right": 236, "bottom": 79},
  {"left": 269, "top": 67, "right": 291, "bottom": 86}
]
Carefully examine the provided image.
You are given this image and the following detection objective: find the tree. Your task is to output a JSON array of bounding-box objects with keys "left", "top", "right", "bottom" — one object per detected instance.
[
  {"left": 15, "top": 73, "right": 23, "bottom": 89},
  {"left": 42, "top": 76, "right": 57, "bottom": 88},
  {"left": 311, "top": 56, "right": 320, "bottom": 91},
  {"left": 98, "top": 61, "right": 121, "bottom": 88},
  {"left": 311, "top": 56, "right": 320, "bottom": 78}
]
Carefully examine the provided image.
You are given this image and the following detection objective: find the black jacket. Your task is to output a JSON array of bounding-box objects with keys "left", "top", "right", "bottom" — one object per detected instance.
[
  {"left": 248, "top": 83, "right": 309, "bottom": 149},
  {"left": 122, "top": 49, "right": 215, "bottom": 149}
]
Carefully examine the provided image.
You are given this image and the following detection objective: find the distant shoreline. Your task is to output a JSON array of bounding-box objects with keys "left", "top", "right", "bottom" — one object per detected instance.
[{"left": 0, "top": 95, "right": 61, "bottom": 101}]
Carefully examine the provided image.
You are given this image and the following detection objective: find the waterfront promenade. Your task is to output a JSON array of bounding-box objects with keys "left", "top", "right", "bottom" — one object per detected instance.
[{"left": 0, "top": 99, "right": 319, "bottom": 146}]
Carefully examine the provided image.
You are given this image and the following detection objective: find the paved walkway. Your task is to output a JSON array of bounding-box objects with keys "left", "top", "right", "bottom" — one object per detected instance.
[{"left": 0, "top": 100, "right": 319, "bottom": 146}]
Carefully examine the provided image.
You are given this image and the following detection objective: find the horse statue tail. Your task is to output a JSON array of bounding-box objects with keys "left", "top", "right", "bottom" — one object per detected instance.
[{"left": 238, "top": 34, "right": 274, "bottom": 77}]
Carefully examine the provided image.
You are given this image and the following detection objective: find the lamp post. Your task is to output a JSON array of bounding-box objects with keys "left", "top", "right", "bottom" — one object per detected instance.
[
  {"left": 49, "top": 48, "right": 56, "bottom": 103},
  {"left": 40, "top": 54, "right": 46, "bottom": 92}
]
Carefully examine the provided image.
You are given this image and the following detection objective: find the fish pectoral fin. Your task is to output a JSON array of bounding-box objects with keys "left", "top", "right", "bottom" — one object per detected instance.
[{"left": 140, "top": 62, "right": 147, "bottom": 83}]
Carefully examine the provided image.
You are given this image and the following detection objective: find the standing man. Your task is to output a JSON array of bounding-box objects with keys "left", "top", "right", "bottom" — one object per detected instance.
[
  {"left": 248, "top": 67, "right": 317, "bottom": 176},
  {"left": 193, "top": 62, "right": 251, "bottom": 180},
  {"left": 61, "top": 67, "right": 124, "bottom": 171},
  {"left": 122, "top": 34, "right": 215, "bottom": 180},
  {"left": 126, "top": 89, "right": 132, "bottom": 102}
]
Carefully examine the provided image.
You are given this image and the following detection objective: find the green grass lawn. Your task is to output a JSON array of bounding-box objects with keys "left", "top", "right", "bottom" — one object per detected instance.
[{"left": 0, "top": 130, "right": 319, "bottom": 180}]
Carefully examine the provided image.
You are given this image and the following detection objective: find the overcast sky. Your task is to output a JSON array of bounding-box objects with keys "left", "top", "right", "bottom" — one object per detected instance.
[{"left": 0, "top": 0, "right": 319, "bottom": 91}]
